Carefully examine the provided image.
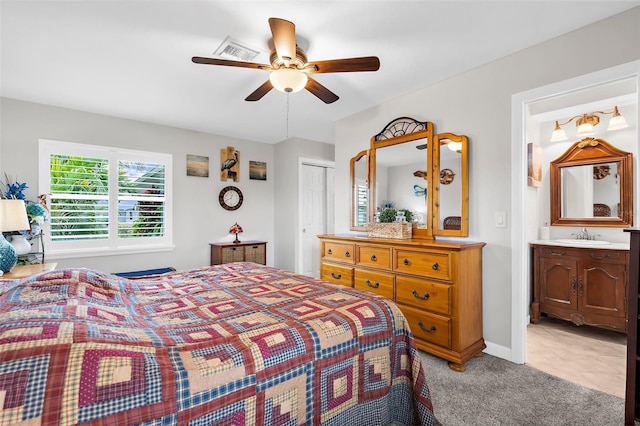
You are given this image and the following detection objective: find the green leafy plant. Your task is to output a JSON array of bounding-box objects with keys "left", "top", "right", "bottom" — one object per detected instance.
[
  {"left": 399, "top": 209, "right": 414, "bottom": 222},
  {"left": 379, "top": 208, "right": 397, "bottom": 223}
]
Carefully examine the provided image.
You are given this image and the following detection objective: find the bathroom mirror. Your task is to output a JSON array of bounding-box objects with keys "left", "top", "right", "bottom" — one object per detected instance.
[
  {"left": 350, "top": 150, "right": 369, "bottom": 230},
  {"left": 550, "top": 137, "right": 633, "bottom": 227}
]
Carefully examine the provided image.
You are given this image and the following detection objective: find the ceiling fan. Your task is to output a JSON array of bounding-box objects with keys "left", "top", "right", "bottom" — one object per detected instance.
[{"left": 192, "top": 17, "right": 380, "bottom": 104}]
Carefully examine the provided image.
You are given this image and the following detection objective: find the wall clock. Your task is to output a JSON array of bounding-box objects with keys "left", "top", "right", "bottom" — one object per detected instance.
[{"left": 218, "top": 186, "right": 243, "bottom": 211}]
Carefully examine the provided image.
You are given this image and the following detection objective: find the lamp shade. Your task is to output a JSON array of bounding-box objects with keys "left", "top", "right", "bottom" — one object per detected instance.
[
  {"left": 269, "top": 68, "right": 308, "bottom": 93},
  {"left": 607, "top": 113, "right": 628, "bottom": 131},
  {"left": 550, "top": 121, "right": 568, "bottom": 142},
  {"left": 229, "top": 222, "right": 243, "bottom": 244},
  {"left": 575, "top": 122, "right": 594, "bottom": 137},
  {"left": 0, "top": 199, "right": 30, "bottom": 232}
]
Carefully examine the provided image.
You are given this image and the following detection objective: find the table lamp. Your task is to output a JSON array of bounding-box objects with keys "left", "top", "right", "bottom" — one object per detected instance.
[
  {"left": 0, "top": 199, "right": 31, "bottom": 273},
  {"left": 229, "top": 222, "right": 243, "bottom": 243}
]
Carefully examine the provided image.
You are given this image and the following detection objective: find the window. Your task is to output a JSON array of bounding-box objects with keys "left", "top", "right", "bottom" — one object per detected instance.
[{"left": 39, "top": 139, "right": 173, "bottom": 258}]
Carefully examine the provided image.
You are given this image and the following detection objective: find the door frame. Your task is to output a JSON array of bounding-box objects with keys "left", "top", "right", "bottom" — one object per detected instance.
[
  {"left": 510, "top": 60, "right": 640, "bottom": 364},
  {"left": 297, "top": 157, "right": 335, "bottom": 275}
]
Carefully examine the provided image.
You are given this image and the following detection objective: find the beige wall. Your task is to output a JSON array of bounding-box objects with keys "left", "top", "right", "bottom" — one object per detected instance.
[
  {"left": 334, "top": 8, "right": 640, "bottom": 355},
  {"left": 0, "top": 98, "right": 278, "bottom": 272}
]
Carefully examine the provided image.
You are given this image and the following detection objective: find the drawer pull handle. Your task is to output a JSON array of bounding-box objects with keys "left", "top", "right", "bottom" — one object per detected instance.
[
  {"left": 412, "top": 290, "right": 430, "bottom": 300},
  {"left": 331, "top": 272, "right": 342, "bottom": 280},
  {"left": 418, "top": 322, "right": 437, "bottom": 333},
  {"left": 371, "top": 255, "right": 377, "bottom": 261},
  {"left": 345, "top": 251, "right": 351, "bottom": 258},
  {"left": 252, "top": 245, "right": 258, "bottom": 249},
  {"left": 366, "top": 279, "right": 380, "bottom": 289},
  {"left": 327, "top": 249, "right": 333, "bottom": 255},
  {"left": 578, "top": 277, "right": 584, "bottom": 296},
  {"left": 549, "top": 249, "right": 566, "bottom": 256},
  {"left": 432, "top": 262, "right": 439, "bottom": 271},
  {"left": 571, "top": 277, "right": 577, "bottom": 294},
  {"left": 231, "top": 247, "right": 237, "bottom": 251},
  {"left": 403, "top": 258, "right": 410, "bottom": 266},
  {"left": 589, "top": 252, "right": 611, "bottom": 260}
]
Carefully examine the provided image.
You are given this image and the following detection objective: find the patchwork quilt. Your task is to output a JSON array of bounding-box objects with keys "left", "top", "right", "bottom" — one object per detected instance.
[{"left": 0, "top": 263, "right": 437, "bottom": 425}]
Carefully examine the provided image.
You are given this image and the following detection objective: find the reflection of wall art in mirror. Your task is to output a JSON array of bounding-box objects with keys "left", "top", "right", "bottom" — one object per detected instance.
[
  {"left": 527, "top": 143, "right": 542, "bottom": 188},
  {"left": 439, "top": 169, "right": 455, "bottom": 185},
  {"left": 593, "top": 165, "right": 610, "bottom": 180}
]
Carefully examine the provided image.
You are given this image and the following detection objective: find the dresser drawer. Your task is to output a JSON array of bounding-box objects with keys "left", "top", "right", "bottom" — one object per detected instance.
[
  {"left": 394, "top": 249, "right": 451, "bottom": 281},
  {"left": 396, "top": 275, "right": 451, "bottom": 314},
  {"left": 354, "top": 269, "right": 394, "bottom": 300},
  {"left": 357, "top": 245, "right": 391, "bottom": 270},
  {"left": 322, "top": 242, "right": 355, "bottom": 264},
  {"left": 401, "top": 305, "right": 451, "bottom": 349},
  {"left": 320, "top": 263, "right": 354, "bottom": 287}
]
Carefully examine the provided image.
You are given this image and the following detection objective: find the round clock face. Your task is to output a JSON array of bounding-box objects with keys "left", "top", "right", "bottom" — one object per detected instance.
[{"left": 219, "top": 186, "right": 243, "bottom": 211}]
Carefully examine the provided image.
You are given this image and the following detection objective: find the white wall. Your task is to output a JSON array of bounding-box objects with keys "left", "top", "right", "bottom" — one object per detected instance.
[
  {"left": 273, "top": 137, "right": 334, "bottom": 272},
  {"left": 334, "top": 8, "right": 640, "bottom": 355},
  {"left": 0, "top": 98, "right": 279, "bottom": 272}
]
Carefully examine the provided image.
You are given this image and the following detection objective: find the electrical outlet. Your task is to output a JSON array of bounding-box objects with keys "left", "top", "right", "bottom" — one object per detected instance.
[{"left": 495, "top": 211, "right": 507, "bottom": 228}]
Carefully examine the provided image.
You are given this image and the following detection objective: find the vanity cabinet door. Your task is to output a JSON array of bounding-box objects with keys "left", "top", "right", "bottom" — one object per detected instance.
[
  {"left": 539, "top": 257, "right": 578, "bottom": 312},
  {"left": 579, "top": 261, "right": 627, "bottom": 325}
]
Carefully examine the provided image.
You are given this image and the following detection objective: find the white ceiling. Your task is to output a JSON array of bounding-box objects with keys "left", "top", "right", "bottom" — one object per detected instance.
[{"left": 1, "top": 1, "right": 638, "bottom": 145}]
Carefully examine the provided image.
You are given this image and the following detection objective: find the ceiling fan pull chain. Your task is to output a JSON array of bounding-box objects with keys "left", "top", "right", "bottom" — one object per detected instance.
[{"left": 286, "top": 93, "right": 290, "bottom": 139}]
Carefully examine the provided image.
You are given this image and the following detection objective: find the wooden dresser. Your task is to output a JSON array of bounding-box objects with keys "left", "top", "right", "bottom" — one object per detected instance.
[
  {"left": 318, "top": 234, "right": 485, "bottom": 372},
  {"left": 209, "top": 241, "right": 267, "bottom": 265},
  {"left": 530, "top": 242, "right": 629, "bottom": 332}
]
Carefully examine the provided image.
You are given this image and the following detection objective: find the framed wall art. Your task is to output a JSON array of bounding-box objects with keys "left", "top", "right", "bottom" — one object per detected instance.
[
  {"left": 249, "top": 161, "right": 267, "bottom": 181},
  {"left": 187, "top": 154, "right": 209, "bottom": 177}
]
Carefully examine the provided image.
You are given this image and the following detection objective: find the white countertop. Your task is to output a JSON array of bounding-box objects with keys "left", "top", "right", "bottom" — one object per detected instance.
[{"left": 530, "top": 239, "right": 630, "bottom": 250}]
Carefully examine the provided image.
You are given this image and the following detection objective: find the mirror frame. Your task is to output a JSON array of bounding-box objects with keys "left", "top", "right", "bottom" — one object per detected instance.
[
  {"left": 550, "top": 137, "right": 633, "bottom": 227},
  {"left": 350, "top": 150, "right": 369, "bottom": 231},
  {"left": 434, "top": 132, "right": 469, "bottom": 236},
  {"left": 370, "top": 117, "right": 435, "bottom": 239}
]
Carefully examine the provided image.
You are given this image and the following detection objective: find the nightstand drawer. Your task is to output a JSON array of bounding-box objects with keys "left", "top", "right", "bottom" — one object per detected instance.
[
  {"left": 321, "top": 263, "right": 354, "bottom": 287},
  {"left": 322, "top": 242, "right": 355, "bottom": 264},
  {"left": 354, "top": 269, "right": 394, "bottom": 299},
  {"left": 357, "top": 245, "right": 391, "bottom": 270},
  {"left": 221, "top": 246, "right": 245, "bottom": 263},
  {"left": 394, "top": 249, "right": 451, "bottom": 281},
  {"left": 401, "top": 305, "right": 451, "bottom": 349},
  {"left": 396, "top": 276, "right": 451, "bottom": 314}
]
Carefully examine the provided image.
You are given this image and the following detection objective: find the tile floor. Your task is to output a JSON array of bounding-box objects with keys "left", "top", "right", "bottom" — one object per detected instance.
[{"left": 526, "top": 316, "right": 627, "bottom": 398}]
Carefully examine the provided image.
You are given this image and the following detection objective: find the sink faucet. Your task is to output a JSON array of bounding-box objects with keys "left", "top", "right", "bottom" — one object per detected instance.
[{"left": 570, "top": 227, "right": 600, "bottom": 240}]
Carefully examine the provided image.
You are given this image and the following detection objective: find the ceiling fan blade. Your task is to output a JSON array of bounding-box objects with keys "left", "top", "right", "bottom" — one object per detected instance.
[
  {"left": 305, "top": 77, "right": 339, "bottom": 104},
  {"left": 269, "top": 17, "right": 296, "bottom": 63},
  {"left": 306, "top": 56, "right": 380, "bottom": 73},
  {"left": 192, "top": 56, "right": 269, "bottom": 70},
  {"left": 245, "top": 80, "right": 274, "bottom": 102}
]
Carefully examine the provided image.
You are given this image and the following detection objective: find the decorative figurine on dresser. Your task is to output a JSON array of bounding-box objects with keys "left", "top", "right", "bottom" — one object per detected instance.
[{"left": 320, "top": 117, "right": 486, "bottom": 372}]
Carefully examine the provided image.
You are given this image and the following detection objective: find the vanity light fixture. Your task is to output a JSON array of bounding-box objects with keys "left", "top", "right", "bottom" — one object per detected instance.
[{"left": 550, "top": 105, "right": 628, "bottom": 142}]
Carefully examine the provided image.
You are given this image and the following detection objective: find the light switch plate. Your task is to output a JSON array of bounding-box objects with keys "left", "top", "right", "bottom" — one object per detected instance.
[{"left": 495, "top": 211, "right": 507, "bottom": 228}]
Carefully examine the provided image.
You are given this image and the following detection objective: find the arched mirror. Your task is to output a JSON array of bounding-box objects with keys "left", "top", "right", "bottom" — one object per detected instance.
[
  {"left": 434, "top": 132, "right": 468, "bottom": 236},
  {"left": 350, "top": 150, "right": 369, "bottom": 230},
  {"left": 370, "top": 117, "right": 435, "bottom": 239},
  {"left": 550, "top": 137, "right": 633, "bottom": 227}
]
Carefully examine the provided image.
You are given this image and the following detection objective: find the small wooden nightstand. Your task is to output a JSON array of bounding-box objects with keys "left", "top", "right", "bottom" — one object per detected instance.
[{"left": 1, "top": 263, "right": 57, "bottom": 279}]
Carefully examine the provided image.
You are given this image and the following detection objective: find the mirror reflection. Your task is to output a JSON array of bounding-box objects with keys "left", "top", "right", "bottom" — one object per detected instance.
[
  {"left": 562, "top": 162, "right": 620, "bottom": 218},
  {"left": 350, "top": 151, "right": 368, "bottom": 229},
  {"left": 436, "top": 135, "right": 465, "bottom": 231},
  {"left": 373, "top": 138, "right": 429, "bottom": 229}
]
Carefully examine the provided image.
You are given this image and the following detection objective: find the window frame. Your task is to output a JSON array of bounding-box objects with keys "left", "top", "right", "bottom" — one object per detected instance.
[{"left": 39, "top": 139, "right": 174, "bottom": 259}]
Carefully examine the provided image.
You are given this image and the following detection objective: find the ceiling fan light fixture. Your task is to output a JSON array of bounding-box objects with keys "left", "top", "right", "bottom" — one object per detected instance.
[{"left": 269, "top": 68, "right": 308, "bottom": 93}]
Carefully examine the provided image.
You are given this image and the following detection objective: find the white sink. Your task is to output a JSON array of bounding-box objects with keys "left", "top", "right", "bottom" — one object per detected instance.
[{"left": 554, "top": 239, "right": 611, "bottom": 245}]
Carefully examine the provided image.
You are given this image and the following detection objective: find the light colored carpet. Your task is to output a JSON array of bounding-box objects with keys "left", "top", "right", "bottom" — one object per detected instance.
[{"left": 420, "top": 351, "right": 624, "bottom": 426}]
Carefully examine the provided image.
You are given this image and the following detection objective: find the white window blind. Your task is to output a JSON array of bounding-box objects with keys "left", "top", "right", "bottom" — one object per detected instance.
[{"left": 39, "top": 139, "right": 173, "bottom": 258}]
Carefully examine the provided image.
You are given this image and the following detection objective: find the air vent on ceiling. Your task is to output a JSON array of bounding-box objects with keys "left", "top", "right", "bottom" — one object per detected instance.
[{"left": 213, "top": 36, "right": 264, "bottom": 62}]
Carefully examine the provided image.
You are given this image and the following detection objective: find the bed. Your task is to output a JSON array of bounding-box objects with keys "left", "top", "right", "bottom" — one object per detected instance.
[{"left": 0, "top": 262, "right": 438, "bottom": 425}]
